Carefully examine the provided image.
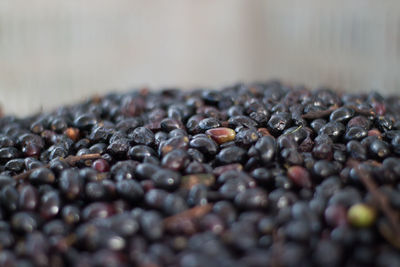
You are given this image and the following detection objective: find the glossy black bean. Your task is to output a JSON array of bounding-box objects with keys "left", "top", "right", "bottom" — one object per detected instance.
[
  {"left": 219, "top": 178, "right": 247, "bottom": 200},
  {"left": 61, "top": 205, "right": 81, "bottom": 225},
  {"left": 129, "top": 127, "right": 155, "bottom": 146},
  {"left": 228, "top": 115, "right": 257, "bottom": 128},
  {"left": 187, "top": 148, "right": 205, "bottom": 163},
  {"left": 116, "top": 179, "right": 144, "bottom": 201},
  {"left": 1, "top": 185, "right": 19, "bottom": 212},
  {"left": 82, "top": 202, "right": 115, "bottom": 221},
  {"left": 25, "top": 158, "right": 45, "bottom": 171},
  {"left": 152, "top": 169, "right": 181, "bottom": 190},
  {"left": 159, "top": 136, "right": 189, "bottom": 156},
  {"left": 234, "top": 188, "right": 268, "bottom": 209},
  {"left": 319, "top": 121, "right": 346, "bottom": 141},
  {"left": 73, "top": 114, "right": 98, "bottom": 130},
  {"left": 0, "top": 175, "right": 16, "bottom": 189},
  {"left": 128, "top": 145, "right": 157, "bottom": 161},
  {"left": 85, "top": 181, "right": 107, "bottom": 201},
  {"left": 198, "top": 118, "right": 220, "bottom": 131},
  {"left": 330, "top": 107, "right": 354, "bottom": 122},
  {"left": 254, "top": 136, "right": 277, "bottom": 163},
  {"left": 89, "top": 126, "right": 113, "bottom": 143},
  {"left": 43, "top": 219, "right": 69, "bottom": 236},
  {"left": 11, "top": 212, "right": 39, "bottom": 233},
  {"left": 313, "top": 160, "right": 338, "bottom": 178},
  {"left": 235, "top": 128, "right": 259, "bottom": 147},
  {"left": 0, "top": 147, "right": 20, "bottom": 162},
  {"left": 163, "top": 194, "right": 188, "bottom": 215},
  {"left": 40, "top": 191, "right": 61, "bottom": 219},
  {"left": 0, "top": 135, "right": 14, "bottom": 148},
  {"left": 160, "top": 118, "right": 184, "bottom": 132},
  {"left": 59, "top": 169, "right": 83, "bottom": 200},
  {"left": 144, "top": 189, "right": 168, "bottom": 210},
  {"left": 310, "top": 119, "right": 327, "bottom": 133},
  {"left": 347, "top": 115, "right": 371, "bottom": 129},
  {"left": 107, "top": 139, "right": 130, "bottom": 158},
  {"left": 267, "top": 112, "right": 292, "bottom": 134},
  {"left": 369, "top": 139, "right": 390, "bottom": 158},
  {"left": 217, "top": 146, "right": 246, "bottom": 164},
  {"left": 189, "top": 136, "right": 218, "bottom": 156},
  {"left": 280, "top": 148, "right": 304, "bottom": 165},
  {"left": 161, "top": 149, "right": 190, "bottom": 171},
  {"left": 312, "top": 143, "right": 333, "bottom": 160},
  {"left": 376, "top": 116, "right": 393, "bottom": 132},
  {"left": 19, "top": 185, "right": 38, "bottom": 211},
  {"left": 139, "top": 211, "right": 164, "bottom": 241}
]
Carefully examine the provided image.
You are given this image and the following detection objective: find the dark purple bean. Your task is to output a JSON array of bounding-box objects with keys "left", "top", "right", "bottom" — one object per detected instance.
[
  {"left": 139, "top": 211, "right": 164, "bottom": 241},
  {"left": 159, "top": 135, "right": 189, "bottom": 156},
  {"left": 40, "top": 191, "right": 61, "bottom": 219},
  {"left": 0, "top": 147, "right": 20, "bottom": 162},
  {"left": 228, "top": 115, "right": 257, "bottom": 128},
  {"left": 345, "top": 126, "right": 368, "bottom": 141},
  {"left": 160, "top": 118, "right": 184, "bottom": 132},
  {"left": 129, "top": 127, "right": 155, "bottom": 146},
  {"left": 152, "top": 169, "right": 181, "bottom": 190},
  {"left": 189, "top": 136, "right": 218, "bottom": 156},
  {"left": 82, "top": 202, "right": 115, "bottom": 221},
  {"left": 116, "top": 179, "right": 144, "bottom": 201},
  {"left": 59, "top": 169, "right": 83, "bottom": 200},
  {"left": 330, "top": 107, "right": 354, "bottom": 122},
  {"left": 217, "top": 146, "right": 246, "bottom": 164},
  {"left": 11, "top": 212, "right": 39, "bottom": 233},
  {"left": 29, "top": 168, "right": 55, "bottom": 185},
  {"left": 369, "top": 139, "right": 390, "bottom": 158},
  {"left": 163, "top": 194, "right": 188, "bottom": 215},
  {"left": 61, "top": 205, "right": 81, "bottom": 225},
  {"left": 319, "top": 121, "right": 346, "bottom": 141},
  {"left": 199, "top": 118, "right": 220, "bottom": 131},
  {"left": 255, "top": 136, "right": 276, "bottom": 163},
  {"left": 1, "top": 185, "right": 19, "bottom": 212},
  {"left": 161, "top": 149, "right": 190, "bottom": 171},
  {"left": 347, "top": 115, "right": 371, "bottom": 129},
  {"left": 19, "top": 185, "right": 38, "bottom": 211},
  {"left": 0, "top": 175, "right": 16, "bottom": 189},
  {"left": 234, "top": 188, "right": 268, "bottom": 210},
  {"left": 347, "top": 140, "right": 367, "bottom": 160},
  {"left": 73, "top": 114, "right": 97, "bottom": 130},
  {"left": 128, "top": 145, "right": 157, "bottom": 161},
  {"left": 267, "top": 112, "right": 292, "bottom": 134}
]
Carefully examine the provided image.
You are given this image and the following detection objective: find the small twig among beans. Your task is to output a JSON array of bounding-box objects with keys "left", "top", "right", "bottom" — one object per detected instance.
[
  {"left": 352, "top": 162, "right": 400, "bottom": 248},
  {"left": 163, "top": 204, "right": 213, "bottom": 230}
]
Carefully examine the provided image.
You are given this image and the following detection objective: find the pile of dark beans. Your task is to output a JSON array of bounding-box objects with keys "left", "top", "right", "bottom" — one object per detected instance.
[{"left": 0, "top": 81, "right": 400, "bottom": 267}]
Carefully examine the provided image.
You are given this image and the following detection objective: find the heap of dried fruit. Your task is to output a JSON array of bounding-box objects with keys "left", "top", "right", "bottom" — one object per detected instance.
[{"left": 0, "top": 82, "right": 399, "bottom": 266}]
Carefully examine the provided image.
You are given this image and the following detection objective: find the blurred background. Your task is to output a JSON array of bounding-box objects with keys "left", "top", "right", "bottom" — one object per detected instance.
[{"left": 0, "top": 0, "right": 399, "bottom": 116}]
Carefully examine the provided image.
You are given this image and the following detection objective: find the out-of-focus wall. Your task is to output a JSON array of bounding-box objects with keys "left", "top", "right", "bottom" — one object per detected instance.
[{"left": 0, "top": 0, "right": 399, "bottom": 116}]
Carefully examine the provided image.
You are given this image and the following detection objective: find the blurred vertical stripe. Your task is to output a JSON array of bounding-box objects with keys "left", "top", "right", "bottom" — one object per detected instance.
[{"left": 0, "top": 0, "right": 399, "bottom": 116}]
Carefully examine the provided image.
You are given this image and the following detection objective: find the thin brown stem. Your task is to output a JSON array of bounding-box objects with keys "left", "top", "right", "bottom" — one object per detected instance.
[
  {"left": 271, "top": 229, "right": 283, "bottom": 267},
  {"left": 354, "top": 165, "right": 400, "bottom": 236},
  {"left": 348, "top": 161, "right": 400, "bottom": 247},
  {"left": 163, "top": 204, "right": 213, "bottom": 229}
]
